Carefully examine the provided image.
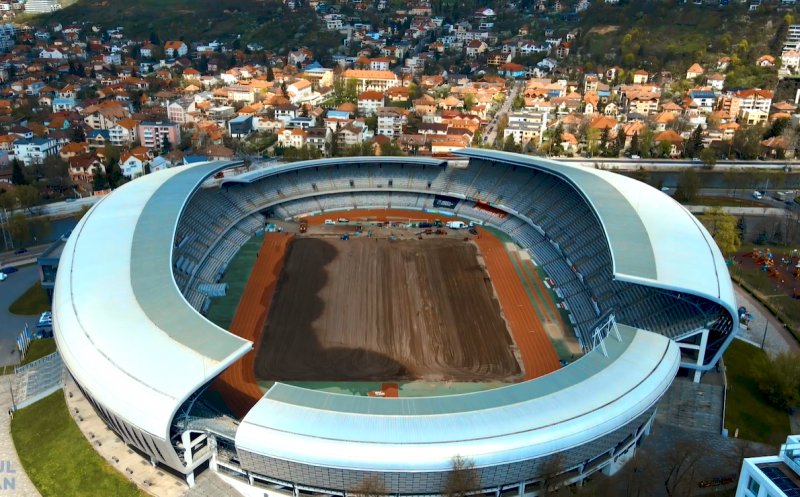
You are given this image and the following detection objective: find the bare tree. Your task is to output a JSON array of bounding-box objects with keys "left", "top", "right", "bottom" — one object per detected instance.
[
  {"left": 663, "top": 438, "right": 706, "bottom": 497},
  {"left": 443, "top": 455, "right": 480, "bottom": 497},
  {"left": 350, "top": 476, "right": 387, "bottom": 497}
]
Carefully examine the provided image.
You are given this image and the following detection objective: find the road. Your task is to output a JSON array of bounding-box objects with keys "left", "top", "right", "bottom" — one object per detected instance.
[
  {"left": 7, "top": 195, "right": 99, "bottom": 219},
  {"left": 0, "top": 265, "right": 42, "bottom": 368},
  {"left": 556, "top": 157, "right": 798, "bottom": 171},
  {"left": 484, "top": 80, "right": 524, "bottom": 147}
]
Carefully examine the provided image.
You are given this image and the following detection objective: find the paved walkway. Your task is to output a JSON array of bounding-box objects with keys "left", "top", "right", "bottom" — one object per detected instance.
[
  {"left": 734, "top": 285, "right": 800, "bottom": 357},
  {"left": 63, "top": 376, "right": 241, "bottom": 497},
  {"left": 0, "top": 376, "right": 41, "bottom": 497},
  {"left": 656, "top": 377, "right": 724, "bottom": 434}
]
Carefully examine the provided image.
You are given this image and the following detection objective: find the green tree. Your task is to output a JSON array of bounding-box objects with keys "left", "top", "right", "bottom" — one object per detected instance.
[
  {"left": 266, "top": 66, "right": 275, "bottom": 82},
  {"left": 700, "top": 207, "right": 741, "bottom": 256},
  {"left": 675, "top": 168, "right": 700, "bottom": 203},
  {"left": 630, "top": 132, "right": 639, "bottom": 155},
  {"left": 107, "top": 160, "right": 124, "bottom": 189},
  {"left": 161, "top": 134, "right": 172, "bottom": 155},
  {"left": 502, "top": 134, "right": 520, "bottom": 152},
  {"left": 751, "top": 352, "right": 800, "bottom": 411},
  {"left": 463, "top": 93, "right": 477, "bottom": 111},
  {"left": 511, "top": 94, "right": 525, "bottom": 111},
  {"left": 14, "top": 185, "right": 40, "bottom": 213},
  {"left": 92, "top": 168, "right": 109, "bottom": 192},
  {"left": 685, "top": 125, "right": 703, "bottom": 158},
  {"left": 732, "top": 126, "right": 763, "bottom": 160},
  {"left": 700, "top": 147, "right": 717, "bottom": 169},
  {"left": 7, "top": 214, "right": 29, "bottom": 242},
  {"left": 11, "top": 159, "right": 27, "bottom": 185}
]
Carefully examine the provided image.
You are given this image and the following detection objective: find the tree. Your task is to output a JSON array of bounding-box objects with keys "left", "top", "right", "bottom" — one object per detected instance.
[
  {"left": 732, "top": 126, "right": 763, "bottom": 160},
  {"left": 161, "top": 134, "right": 172, "bottom": 155},
  {"left": 663, "top": 437, "right": 706, "bottom": 497},
  {"left": 443, "top": 456, "right": 479, "bottom": 497},
  {"left": 107, "top": 160, "right": 124, "bottom": 189},
  {"left": 502, "top": 134, "right": 520, "bottom": 153},
  {"left": 149, "top": 32, "right": 161, "bottom": 46},
  {"left": 266, "top": 65, "right": 275, "bottom": 82},
  {"left": 674, "top": 168, "right": 700, "bottom": 203},
  {"left": 11, "top": 159, "right": 27, "bottom": 185},
  {"left": 699, "top": 147, "right": 717, "bottom": 169},
  {"left": 630, "top": 132, "right": 639, "bottom": 155},
  {"left": 350, "top": 476, "right": 386, "bottom": 497},
  {"left": 700, "top": 207, "right": 741, "bottom": 256},
  {"left": 7, "top": 214, "right": 29, "bottom": 242},
  {"left": 14, "top": 185, "right": 40, "bottom": 214},
  {"left": 463, "top": 93, "right": 477, "bottom": 111},
  {"left": 685, "top": 125, "right": 703, "bottom": 158},
  {"left": 92, "top": 168, "right": 109, "bottom": 192},
  {"left": 511, "top": 94, "right": 525, "bottom": 111},
  {"left": 750, "top": 351, "right": 800, "bottom": 411}
]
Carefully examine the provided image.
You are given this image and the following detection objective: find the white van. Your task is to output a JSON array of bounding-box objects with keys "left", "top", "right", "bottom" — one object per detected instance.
[
  {"left": 752, "top": 191, "right": 763, "bottom": 200},
  {"left": 446, "top": 221, "right": 468, "bottom": 229},
  {"left": 324, "top": 219, "right": 336, "bottom": 225}
]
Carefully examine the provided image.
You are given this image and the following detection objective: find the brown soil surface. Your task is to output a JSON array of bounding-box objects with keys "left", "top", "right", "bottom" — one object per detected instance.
[
  {"left": 214, "top": 232, "right": 293, "bottom": 417},
  {"left": 254, "top": 236, "right": 523, "bottom": 382},
  {"left": 473, "top": 229, "right": 561, "bottom": 379}
]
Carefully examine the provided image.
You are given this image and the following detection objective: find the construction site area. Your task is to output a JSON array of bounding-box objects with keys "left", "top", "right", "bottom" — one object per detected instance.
[
  {"left": 254, "top": 236, "right": 524, "bottom": 383},
  {"left": 209, "top": 209, "right": 575, "bottom": 406}
]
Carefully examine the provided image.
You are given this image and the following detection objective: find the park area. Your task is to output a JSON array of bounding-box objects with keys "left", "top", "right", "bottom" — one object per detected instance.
[
  {"left": 255, "top": 236, "right": 523, "bottom": 383},
  {"left": 730, "top": 246, "right": 800, "bottom": 339}
]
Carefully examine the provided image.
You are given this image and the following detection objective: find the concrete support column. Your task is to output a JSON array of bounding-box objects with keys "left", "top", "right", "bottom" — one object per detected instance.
[{"left": 693, "top": 329, "right": 709, "bottom": 383}]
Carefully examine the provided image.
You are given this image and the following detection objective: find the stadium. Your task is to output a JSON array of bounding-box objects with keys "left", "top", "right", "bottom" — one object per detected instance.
[{"left": 52, "top": 149, "right": 737, "bottom": 495}]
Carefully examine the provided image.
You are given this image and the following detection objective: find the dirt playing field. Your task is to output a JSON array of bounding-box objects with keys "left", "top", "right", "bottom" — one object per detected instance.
[
  {"left": 254, "top": 236, "right": 523, "bottom": 382},
  {"left": 214, "top": 232, "right": 293, "bottom": 417}
]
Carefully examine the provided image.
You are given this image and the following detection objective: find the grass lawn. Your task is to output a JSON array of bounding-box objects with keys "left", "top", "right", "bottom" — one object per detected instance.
[
  {"left": 21, "top": 339, "right": 56, "bottom": 366},
  {"left": 723, "top": 339, "right": 791, "bottom": 446},
  {"left": 11, "top": 392, "right": 145, "bottom": 497},
  {"left": 206, "top": 235, "right": 262, "bottom": 330},
  {"left": 8, "top": 282, "right": 49, "bottom": 316}
]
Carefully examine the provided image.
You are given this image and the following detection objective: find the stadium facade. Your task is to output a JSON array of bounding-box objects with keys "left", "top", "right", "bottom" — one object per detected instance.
[{"left": 53, "top": 149, "right": 737, "bottom": 495}]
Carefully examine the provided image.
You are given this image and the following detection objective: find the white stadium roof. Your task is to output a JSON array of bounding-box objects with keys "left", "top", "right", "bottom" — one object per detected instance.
[
  {"left": 53, "top": 151, "right": 734, "bottom": 454},
  {"left": 54, "top": 162, "right": 251, "bottom": 438}
]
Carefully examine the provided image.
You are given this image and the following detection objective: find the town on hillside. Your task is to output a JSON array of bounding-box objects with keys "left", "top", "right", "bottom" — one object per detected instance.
[{"left": 0, "top": 0, "right": 797, "bottom": 204}]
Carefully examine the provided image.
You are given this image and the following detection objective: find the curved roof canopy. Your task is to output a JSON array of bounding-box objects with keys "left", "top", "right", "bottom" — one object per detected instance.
[
  {"left": 454, "top": 149, "right": 736, "bottom": 315},
  {"left": 54, "top": 162, "right": 251, "bottom": 437}
]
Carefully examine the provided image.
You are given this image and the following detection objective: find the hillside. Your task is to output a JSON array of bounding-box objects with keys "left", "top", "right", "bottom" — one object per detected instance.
[
  {"left": 577, "top": 1, "right": 794, "bottom": 86},
  {"left": 33, "top": 0, "right": 342, "bottom": 55}
]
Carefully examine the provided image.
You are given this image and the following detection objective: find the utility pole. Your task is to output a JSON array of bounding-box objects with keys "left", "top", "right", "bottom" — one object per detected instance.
[{"left": 0, "top": 207, "right": 13, "bottom": 251}]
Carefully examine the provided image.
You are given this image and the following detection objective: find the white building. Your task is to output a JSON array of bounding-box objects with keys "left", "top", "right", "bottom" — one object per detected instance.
[
  {"left": 503, "top": 111, "right": 550, "bottom": 146},
  {"left": 735, "top": 434, "right": 800, "bottom": 497},
  {"left": 13, "top": 137, "right": 58, "bottom": 165}
]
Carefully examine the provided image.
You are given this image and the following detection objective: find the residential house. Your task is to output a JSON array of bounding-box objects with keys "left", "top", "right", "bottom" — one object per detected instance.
[
  {"left": 109, "top": 118, "right": 139, "bottom": 147},
  {"left": 277, "top": 127, "right": 307, "bottom": 149},
  {"left": 357, "top": 90, "right": 384, "bottom": 116},
  {"left": 119, "top": 147, "right": 151, "bottom": 178},
  {"left": 686, "top": 63, "right": 704, "bottom": 80},
  {"left": 164, "top": 41, "right": 188, "bottom": 58},
  {"left": 68, "top": 153, "right": 103, "bottom": 187}
]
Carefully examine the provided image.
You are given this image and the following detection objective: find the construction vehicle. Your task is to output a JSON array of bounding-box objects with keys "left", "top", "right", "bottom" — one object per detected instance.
[
  {"left": 299, "top": 222, "right": 308, "bottom": 233},
  {"left": 433, "top": 219, "right": 443, "bottom": 228}
]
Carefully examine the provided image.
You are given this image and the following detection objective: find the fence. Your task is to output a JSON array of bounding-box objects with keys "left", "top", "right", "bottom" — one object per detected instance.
[{"left": 11, "top": 351, "right": 65, "bottom": 410}]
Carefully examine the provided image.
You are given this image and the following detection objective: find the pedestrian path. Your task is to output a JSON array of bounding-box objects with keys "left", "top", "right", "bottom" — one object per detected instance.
[{"left": 0, "top": 376, "right": 41, "bottom": 497}]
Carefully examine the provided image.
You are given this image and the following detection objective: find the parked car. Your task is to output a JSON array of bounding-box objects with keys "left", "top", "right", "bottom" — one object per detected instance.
[
  {"left": 324, "top": 219, "right": 336, "bottom": 225},
  {"left": 1, "top": 266, "right": 18, "bottom": 274},
  {"left": 13, "top": 248, "right": 27, "bottom": 255},
  {"left": 752, "top": 191, "right": 764, "bottom": 200}
]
